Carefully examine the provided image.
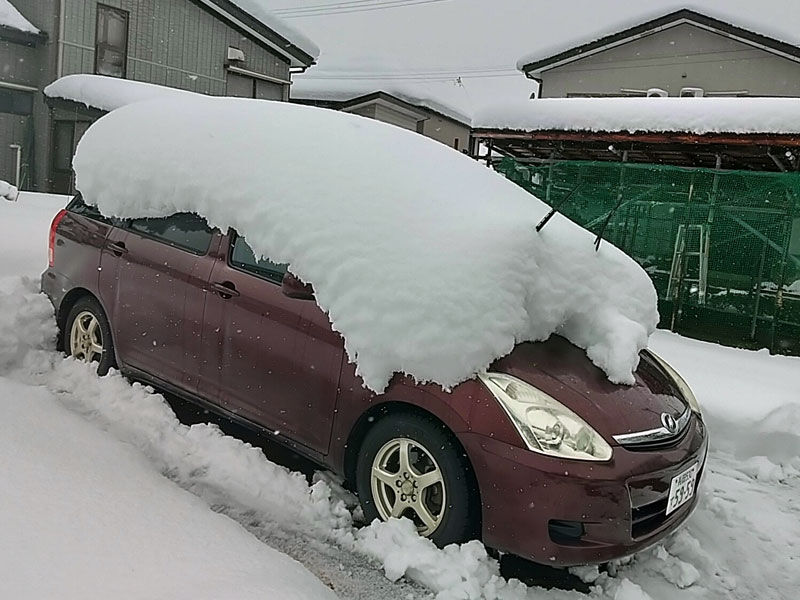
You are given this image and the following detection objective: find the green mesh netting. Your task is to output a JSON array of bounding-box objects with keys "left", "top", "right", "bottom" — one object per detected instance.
[{"left": 496, "top": 158, "right": 800, "bottom": 356}]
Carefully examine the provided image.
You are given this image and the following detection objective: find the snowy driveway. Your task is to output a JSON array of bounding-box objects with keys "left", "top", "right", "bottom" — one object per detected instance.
[{"left": 1, "top": 194, "right": 798, "bottom": 600}]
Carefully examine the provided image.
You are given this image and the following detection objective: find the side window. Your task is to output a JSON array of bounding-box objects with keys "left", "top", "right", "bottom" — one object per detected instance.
[
  {"left": 67, "top": 194, "right": 112, "bottom": 224},
  {"left": 95, "top": 4, "right": 129, "bottom": 78},
  {"left": 128, "top": 213, "right": 214, "bottom": 255},
  {"left": 229, "top": 233, "right": 287, "bottom": 284}
]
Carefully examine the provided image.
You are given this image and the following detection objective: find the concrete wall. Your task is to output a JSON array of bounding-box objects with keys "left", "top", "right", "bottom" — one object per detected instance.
[
  {"left": 6, "top": 0, "right": 294, "bottom": 192},
  {"left": 538, "top": 23, "right": 800, "bottom": 98}
]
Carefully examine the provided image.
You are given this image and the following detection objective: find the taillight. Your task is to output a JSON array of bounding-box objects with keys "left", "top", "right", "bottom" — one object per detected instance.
[{"left": 48, "top": 209, "right": 67, "bottom": 268}]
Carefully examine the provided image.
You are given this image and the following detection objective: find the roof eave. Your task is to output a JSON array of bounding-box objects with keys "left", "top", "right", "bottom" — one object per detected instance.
[
  {"left": 0, "top": 24, "right": 47, "bottom": 47},
  {"left": 518, "top": 8, "right": 800, "bottom": 74},
  {"left": 194, "top": 0, "right": 316, "bottom": 68}
]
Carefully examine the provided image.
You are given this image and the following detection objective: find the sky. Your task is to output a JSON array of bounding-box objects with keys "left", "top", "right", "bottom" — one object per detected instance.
[{"left": 267, "top": 0, "right": 800, "bottom": 119}]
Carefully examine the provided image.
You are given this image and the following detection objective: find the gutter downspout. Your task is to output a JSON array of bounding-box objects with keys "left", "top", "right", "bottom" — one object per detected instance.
[{"left": 57, "top": 0, "right": 66, "bottom": 78}]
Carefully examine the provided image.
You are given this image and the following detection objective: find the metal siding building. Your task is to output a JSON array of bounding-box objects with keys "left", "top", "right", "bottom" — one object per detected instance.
[
  {"left": 1, "top": 0, "right": 315, "bottom": 193},
  {"left": 520, "top": 10, "right": 800, "bottom": 99}
]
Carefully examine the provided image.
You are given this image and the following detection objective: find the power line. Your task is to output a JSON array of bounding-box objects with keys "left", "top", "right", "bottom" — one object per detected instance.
[
  {"left": 272, "top": 0, "right": 396, "bottom": 14},
  {"left": 300, "top": 69, "right": 523, "bottom": 81},
  {"left": 274, "top": 0, "right": 451, "bottom": 18}
]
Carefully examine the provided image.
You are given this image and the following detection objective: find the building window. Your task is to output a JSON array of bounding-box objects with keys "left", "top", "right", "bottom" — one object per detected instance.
[
  {"left": 95, "top": 4, "right": 128, "bottom": 78},
  {"left": 226, "top": 72, "right": 286, "bottom": 100}
]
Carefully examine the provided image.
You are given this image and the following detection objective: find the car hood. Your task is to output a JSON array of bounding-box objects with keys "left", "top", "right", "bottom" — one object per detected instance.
[{"left": 489, "top": 335, "right": 687, "bottom": 443}]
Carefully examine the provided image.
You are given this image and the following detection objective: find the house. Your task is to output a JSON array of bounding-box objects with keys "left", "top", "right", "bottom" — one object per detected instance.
[
  {"left": 1, "top": 0, "right": 317, "bottom": 193},
  {"left": 517, "top": 8, "right": 800, "bottom": 99},
  {"left": 291, "top": 81, "right": 472, "bottom": 152}
]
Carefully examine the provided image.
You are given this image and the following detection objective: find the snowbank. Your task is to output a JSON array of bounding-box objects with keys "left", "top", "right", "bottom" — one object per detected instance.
[
  {"left": 228, "top": 0, "right": 320, "bottom": 60},
  {"left": 0, "top": 192, "right": 70, "bottom": 281},
  {"left": 74, "top": 96, "right": 657, "bottom": 392},
  {"left": 474, "top": 97, "right": 800, "bottom": 135},
  {"left": 0, "top": 375, "right": 338, "bottom": 600},
  {"left": 0, "top": 0, "right": 38, "bottom": 33},
  {"left": 45, "top": 74, "right": 199, "bottom": 112},
  {"left": 0, "top": 179, "right": 18, "bottom": 201}
]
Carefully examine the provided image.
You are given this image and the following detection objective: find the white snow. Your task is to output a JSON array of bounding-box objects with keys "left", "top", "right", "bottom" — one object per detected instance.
[
  {"left": 1, "top": 193, "right": 799, "bottom": 599},
  {"left": 45, "top": 74, "right": 199, "bottom": 112},
  {"left": 227, "top": 0, "right": 320, "bottom": 60},
  {"left": 0, "top": 179, "right": 18, "bottom": 201},
  {"left": 73, "top": 95, "right": 658, "bottom": 392},
  {"left": 292, "top": 77, "right": 473, "bottom": 125},
  {"left": 0, "top": 0, "right": 38, "bottom": 33},
  {"left": 474, "top": 97, "right": 800, "bottom": 135},
  {"left": 0, "top": 376, "right": 339, "bottom": 600}
]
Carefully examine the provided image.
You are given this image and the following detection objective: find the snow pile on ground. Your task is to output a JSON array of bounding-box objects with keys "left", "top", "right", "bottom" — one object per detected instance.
[
  {"left": 73, "top": 96, "right": 658, "bottom": 392},
  {"left": 45, "top": 74, "right": 199, "bottom": 112},
  {"left": 0, "top": 0, "right": 38, "bottom": 33},
  {"left": 0, "top": 192, "right": 68, "bottom": 281},
  {"left": 1, "top": 179, "right": 18, "bottom": 201},
  {"left": 0, "top": 376, "right": 338, "bottom": 599},
  {"left": 649, "top": 331, "right": 800, "bottom": 464},
  {"left": 474, "top": 97, "right": 800, "bottom": 135},
  {"left": 228, "top": 0, "right": 320, "bottom": 60}
]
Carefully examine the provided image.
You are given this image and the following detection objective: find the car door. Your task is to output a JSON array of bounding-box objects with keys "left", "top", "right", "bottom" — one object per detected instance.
[
  {"left": 199, "top": 231, "right": 343, "bottom": 455},
  {"left": 99, "top": 212, "right": 218, "bottom": 388}
]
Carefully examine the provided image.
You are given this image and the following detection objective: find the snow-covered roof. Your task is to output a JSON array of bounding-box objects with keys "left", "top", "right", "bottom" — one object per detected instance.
[
  {"left": 73, "top": 96, "right": 657, "bottom": 393},
  {"left": 291, "top": 77, "right": 472, "bottom": 125},
  {"left": 474, "top": 97, "right": 800, "bottom": 136},
  {"left": 517, "top": 7, "right": 800, "bottom": 73},
  {"left": 225, "top": 0, "right": 319, "bottom": 61},
  {"left": 44, "top": 75, "right": 199, "bottom": 113},
  {"left": 0, "top": 0, "right": 38, "bottom": 34}
]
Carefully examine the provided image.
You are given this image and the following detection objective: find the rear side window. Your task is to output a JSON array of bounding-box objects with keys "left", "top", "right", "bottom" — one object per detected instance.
[
  {"left": 230, "top": 233, "right": 287, "bottom": 284},
  {"left": 67, "top": 194, "right": 112, "bottom": 224},
  {"left": 127, "top": 213, "right": 214, "bottom": 255}
]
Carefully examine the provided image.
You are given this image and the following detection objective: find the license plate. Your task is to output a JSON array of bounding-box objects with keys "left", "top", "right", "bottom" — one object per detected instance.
[{"left": 666, "top": 463, "right": 698, "bottom": 515}]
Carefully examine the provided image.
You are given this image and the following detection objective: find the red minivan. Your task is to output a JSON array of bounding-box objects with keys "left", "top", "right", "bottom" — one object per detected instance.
[{"left": 42, "top": 194, "right": 707, "bottom": 567}]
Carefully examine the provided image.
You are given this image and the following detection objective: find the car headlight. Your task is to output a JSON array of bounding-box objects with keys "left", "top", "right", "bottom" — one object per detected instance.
[
  {"left": 478, "top": 373, "right": 612, "bottom": 461},
  {"left": 647, "top": 352, "right": 702, "bottom": 415}
]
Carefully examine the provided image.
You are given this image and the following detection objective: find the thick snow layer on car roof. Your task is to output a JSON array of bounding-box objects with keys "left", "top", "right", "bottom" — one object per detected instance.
[
  {"left": 73, "top": 96, "right": 658, "bottom": 393},
  {"left": 475, "top": 97, "right": 800, "bottom": 135},
  {"left": 0, "top": 0, "right": 38, "bottom": 33},
  {"left": 45, "top": 74, "right": 199, "bottom": 112},
  {"left": 228, "top": 0, "right": 319, "bottom": 60}
]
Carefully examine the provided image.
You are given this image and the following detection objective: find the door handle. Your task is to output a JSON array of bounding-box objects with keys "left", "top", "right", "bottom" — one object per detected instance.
[
  {"left": 107, "top": 241, "right": 128, "bottom": 256},
  {"left": 211, "top": 281, "right": 240, "bottom": 299}
]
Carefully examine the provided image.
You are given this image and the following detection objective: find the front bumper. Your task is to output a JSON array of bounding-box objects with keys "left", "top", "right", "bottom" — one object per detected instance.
[{"left": 460, "top": 414, "right": 708, "bottom": 566}]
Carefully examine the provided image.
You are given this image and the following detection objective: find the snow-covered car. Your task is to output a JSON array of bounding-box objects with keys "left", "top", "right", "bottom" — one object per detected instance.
[{"left": 41, "top": 96, "right": 707, "bottom": 567}]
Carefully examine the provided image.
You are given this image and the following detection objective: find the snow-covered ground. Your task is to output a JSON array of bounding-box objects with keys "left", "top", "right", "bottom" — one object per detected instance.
[{"left": 1, "top": 193, "right": 798, "bottom": 600}]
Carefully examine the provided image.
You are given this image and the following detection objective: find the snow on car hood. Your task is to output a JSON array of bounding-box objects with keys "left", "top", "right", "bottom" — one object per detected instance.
[{"left": 73, "top": 96, "right": 658, "bottom": 393}]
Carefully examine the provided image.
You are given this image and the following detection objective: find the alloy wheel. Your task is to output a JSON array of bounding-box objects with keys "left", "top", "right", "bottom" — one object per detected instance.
[
  {"left": 370, "top": 437, "right": 446, "bottom": 536},
  {"left": 69, "top": 310, "right": 104, "bottom": 364}
]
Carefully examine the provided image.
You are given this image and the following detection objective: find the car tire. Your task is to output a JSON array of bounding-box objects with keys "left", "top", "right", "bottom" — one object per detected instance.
[
  {"left": 356, "top": 412, "right": 478, "bottom": 547},
  {"left": 64, "top": 296, "right": 116, "bottom": 375}
]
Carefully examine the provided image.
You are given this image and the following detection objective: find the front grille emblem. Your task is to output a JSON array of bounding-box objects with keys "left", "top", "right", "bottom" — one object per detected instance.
[{"left": 661, "top": 412, "right": 678, "bottom": 434}]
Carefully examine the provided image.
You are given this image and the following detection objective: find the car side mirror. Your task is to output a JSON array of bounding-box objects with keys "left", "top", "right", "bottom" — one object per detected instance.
[{"left": 281, "top": 272, "right": 314, "bottom": 300}]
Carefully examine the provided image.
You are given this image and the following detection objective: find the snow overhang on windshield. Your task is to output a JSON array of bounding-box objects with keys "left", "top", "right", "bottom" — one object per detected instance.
[{"left": 73, "top": 96, "right": 658, "bottom": 393}]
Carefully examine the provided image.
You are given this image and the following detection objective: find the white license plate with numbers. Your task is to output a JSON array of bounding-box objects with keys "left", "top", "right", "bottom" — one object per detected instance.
[{"left": 666, "top": 463, "right": 698, "bottom": 515}]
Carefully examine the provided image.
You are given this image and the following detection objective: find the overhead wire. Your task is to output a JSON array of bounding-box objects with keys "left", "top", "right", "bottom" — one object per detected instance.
[{"left": 274, "top": 0, "right": 452, "bottom": 18}]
